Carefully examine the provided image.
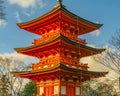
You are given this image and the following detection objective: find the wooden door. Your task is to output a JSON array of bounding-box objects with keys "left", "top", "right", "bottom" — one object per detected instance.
[
  {"left": 44, "top": 87, "right": 49, "bottom": 96},
  {"left": 67, "top": 86, "right": 75, "bottom": 96},
  {"left": 44, "top": 86, "right": 53, "bottom": 96}
]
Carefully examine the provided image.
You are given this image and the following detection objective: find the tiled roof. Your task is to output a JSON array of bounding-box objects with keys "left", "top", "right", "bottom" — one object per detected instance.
[
  {"left": 11, "top": 63, "right": 108, "bottom": 78},
  {"left": 15, "top": 34, "right": 105, "bottom": 53},
  {"left": 17, "top": 4, "right": 102, "bottom": 29}
]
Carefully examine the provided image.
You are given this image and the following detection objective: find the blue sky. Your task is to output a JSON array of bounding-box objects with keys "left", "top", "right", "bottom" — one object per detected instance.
[{"left": 0, "top": 0, "right": 120, "bottom": 54}]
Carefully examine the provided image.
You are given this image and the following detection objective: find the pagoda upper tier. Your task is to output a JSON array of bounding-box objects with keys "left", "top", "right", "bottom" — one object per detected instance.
[{"left": 17, "top": 4, "right": 102, "bottom": 38}]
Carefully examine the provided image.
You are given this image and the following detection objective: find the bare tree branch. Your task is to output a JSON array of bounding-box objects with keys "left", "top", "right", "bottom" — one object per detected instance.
[
  {"left": 0, "top": 56, "right": 30, "bottom": 96},
  {"left": 94, "top": 32, "right": 120, "bottom": 91}
]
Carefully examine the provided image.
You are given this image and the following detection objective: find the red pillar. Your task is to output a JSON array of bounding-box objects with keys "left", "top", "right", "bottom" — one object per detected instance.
[
  {"left": 36, "top": 82, "right": 40, "bottom": 96},
  {"left": 80, "top": 82, "right": 83, "bottom": 96}
]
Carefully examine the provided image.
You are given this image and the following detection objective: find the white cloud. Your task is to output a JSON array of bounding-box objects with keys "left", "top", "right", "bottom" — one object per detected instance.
[
  {"left": 8, "top": 0, "right": 46, "bottom": 8},
  {"left": 87, "top": 44, "right": 96, "bottom": 48},
  {"left": 80, "top": 56, "right": 106, "bottom": 71},
  {"left": 23, "top": 11, "right": 32, "bottom": 17},
  {"left": 0, "top": 19, "right": 7, "bottom": 28},
  {"left": 90, "top": 30, "right": 100, "bottom": 37},
  {"left": 80, "top": 52, "right": 119, "bottom": 80},
  {"left": 8, "top": 0, "right": 36, "bottom": 8},
  {"left": 0, "top": 52, "right": 37, "bottom": 64},
  {"left": 15, "top": 11, "right": 22, "bottom": 23},
  {"left": 37, "top": 0, "right": 46, "bottom": 8}
]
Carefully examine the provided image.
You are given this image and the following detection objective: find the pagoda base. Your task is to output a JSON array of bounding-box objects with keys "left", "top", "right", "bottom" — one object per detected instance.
[
  {"left": 36, "top": 78, "right": 82, "bottom": 96},
  {"left": 12, "top": 64, "right": 107, "bottom": 96}
]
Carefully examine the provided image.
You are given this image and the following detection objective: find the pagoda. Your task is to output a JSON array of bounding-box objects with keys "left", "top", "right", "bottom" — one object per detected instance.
[{"left": 12, "top": 1, "right": 108, "bottom": 96}]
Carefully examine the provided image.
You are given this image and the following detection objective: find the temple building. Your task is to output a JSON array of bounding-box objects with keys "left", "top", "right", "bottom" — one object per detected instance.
[{"left": 12, "top": 1, "right": 108, "bottom": 96}]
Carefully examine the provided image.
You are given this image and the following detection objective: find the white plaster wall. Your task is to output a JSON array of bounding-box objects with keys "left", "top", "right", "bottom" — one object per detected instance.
[
  {"left": 61, "top": 86, "right": 66, "bottom": 94},
  {"left": 76, "top": 87, "right": 80, "bottom": 95},
  {"left": 54, "top": 86, "right": 59, "bottom": 94},
  {"left": 40, "top": 87, "right": 44, "bottom": 95}
]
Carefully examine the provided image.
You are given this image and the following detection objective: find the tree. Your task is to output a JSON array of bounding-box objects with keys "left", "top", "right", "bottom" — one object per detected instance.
[
  {"left": 20, "top": 81, "right": 37, "bottom": 96},
  {"left": 83, "top": 79, "right": 118, "bottom": 96},
  {"left": 94, "top": 32, "right": 120, "bottom": 91},
  {"left": 0, "top": 56, "right": 30, "bottom": 96},
  {"left": 0, "top": 75, "right": 11, "bottom": 96},
  {"left": 83, "top": 80, "right": 98, "bottom": 96},
  {"left": 0, "top": 0, "right": 5, "bottom": 20}
]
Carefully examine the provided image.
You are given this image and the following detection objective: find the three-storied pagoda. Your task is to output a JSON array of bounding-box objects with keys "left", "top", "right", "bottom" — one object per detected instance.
[{"left": 12, "top": 1, "right": 107, "bottom": 96}]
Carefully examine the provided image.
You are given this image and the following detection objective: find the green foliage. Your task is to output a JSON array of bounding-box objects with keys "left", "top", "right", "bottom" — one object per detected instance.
[{"left": 21, "top": 81, "right": 37, "bottom": 96}]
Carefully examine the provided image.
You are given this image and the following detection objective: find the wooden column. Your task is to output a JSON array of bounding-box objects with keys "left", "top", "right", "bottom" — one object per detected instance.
[
  {"left": 80, "top": 82, "right": 83, "bottom": 96},
  {"left": 58, "top": 79, "right": 61, "bottom": 96},
  {"left": 50, "top": 79, "right": 54, "bottom": 96},
  {"left": 74, "top": 81, "right": 76, "bottom": 96},
  {"left": 66, "top": 80, "right": 69, "bottom": 96},
  {"left": 36, "top": 82, "right": 40, "bottom": 96},
  {"left": 42, "top": 80, "right": 45, "bottom": 96}
]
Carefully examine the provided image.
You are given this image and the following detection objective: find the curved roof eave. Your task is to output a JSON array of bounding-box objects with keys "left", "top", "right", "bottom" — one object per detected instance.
[
  {"left": 14, "top": 34, "right": 105, "bottom": 53},
  {"left": 11, "top": 63, "right": 108, "bottom": 77},
  {"left": 17, "top": 4, "right": 103, "bottom": 29}
]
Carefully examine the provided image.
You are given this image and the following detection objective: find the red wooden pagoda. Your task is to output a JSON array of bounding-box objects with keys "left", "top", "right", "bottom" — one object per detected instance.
[{"left": 12, "top": 1, "right": 107, "bottom": 96}]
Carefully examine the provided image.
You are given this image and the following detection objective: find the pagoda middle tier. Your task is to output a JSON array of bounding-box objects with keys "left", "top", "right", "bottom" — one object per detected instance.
[{"left": 15, "top": 33, "right": 105, "bottom": 71}]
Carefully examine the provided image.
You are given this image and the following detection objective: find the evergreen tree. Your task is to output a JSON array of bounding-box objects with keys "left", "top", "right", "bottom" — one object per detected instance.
[{"left": 21, "top": 81, "right": 37, "bottom": 96}]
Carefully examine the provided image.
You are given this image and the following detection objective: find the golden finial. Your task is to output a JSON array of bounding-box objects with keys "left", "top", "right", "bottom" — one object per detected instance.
[{"left": 57, "top": 0, "right": 62, "bottom": 5}]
